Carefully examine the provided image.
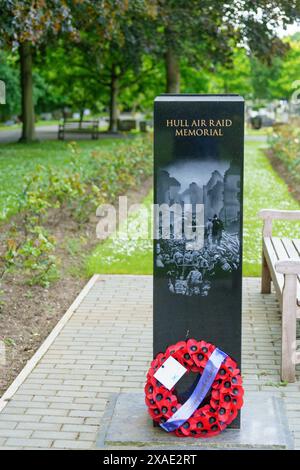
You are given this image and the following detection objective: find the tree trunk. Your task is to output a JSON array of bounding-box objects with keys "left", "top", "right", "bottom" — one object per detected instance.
[
  {"left": 19, "top": 42, "right": 36, "bottom": 142},
  {"left": 79, "top": 108, "right": 84, "bottom": 128},
  {"left": 165, "top": 44, "right": 180, "bottom": 93},
  {"left": 109, "top": 66, "right": 119, "bottom": 133}
]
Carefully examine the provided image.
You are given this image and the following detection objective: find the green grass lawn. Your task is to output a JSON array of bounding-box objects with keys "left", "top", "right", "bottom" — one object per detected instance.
[
  {"left": 0, "top": 139, "right": 120, "bottom": 219},
  {"left": 86, "top": 138, "right": 300, "bottom": 278},
  {"left": 243, "top": 139, "right": 300, "bottom": 276},
  {"left": 86, "top": 191, "right": 153, "bottom": 276}
]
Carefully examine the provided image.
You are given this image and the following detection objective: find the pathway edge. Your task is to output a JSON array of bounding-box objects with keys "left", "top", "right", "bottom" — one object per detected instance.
[{"left": 0, "top": 274, "right": 100, "bottom": 413}]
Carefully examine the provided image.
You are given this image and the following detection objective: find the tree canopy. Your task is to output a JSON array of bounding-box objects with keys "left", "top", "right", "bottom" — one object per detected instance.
[{"left": 0, "top": 0, "right": 300, "bottom": 140}]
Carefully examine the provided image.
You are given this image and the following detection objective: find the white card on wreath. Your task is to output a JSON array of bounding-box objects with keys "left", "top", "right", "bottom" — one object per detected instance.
[{"left": 153, "top": 356, "right": 187, "bottom": 390}]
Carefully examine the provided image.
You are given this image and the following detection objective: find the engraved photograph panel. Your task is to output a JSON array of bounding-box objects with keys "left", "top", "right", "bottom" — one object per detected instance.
[{"left": 156, "top": 159, "right": 240, "bottom": 297}]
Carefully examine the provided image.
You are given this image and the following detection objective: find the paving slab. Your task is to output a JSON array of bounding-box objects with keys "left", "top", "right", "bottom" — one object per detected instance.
[{"left": 0, "top": 275, "right": 298, "bottom": 449}]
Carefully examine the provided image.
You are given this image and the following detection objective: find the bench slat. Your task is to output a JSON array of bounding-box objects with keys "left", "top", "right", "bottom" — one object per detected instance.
[
  {"left": 271, "top": 237, "right": 288, "bottom": 260},
  {"left": 263, "top": 237, "right": 284, "bottom": 297},
  {"left": 282, "top": 238, "right": 300, "bottom": 308},
  {"left": 282, "top": 237, "right": 300, "bottom": 259},
  {"left": 269, "top": 238, "right": 286, "bottom": 294},
  {"left": 293, "top": 238, "right": 300, "bottom": 308},
  {"left": 292, "top": 238, "right": 300, "bottom": 256},
  {"left": 282, "top": 238, "right": 300, "bottom": 282}
]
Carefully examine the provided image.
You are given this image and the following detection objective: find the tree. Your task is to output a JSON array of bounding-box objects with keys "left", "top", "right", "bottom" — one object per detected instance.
[
  {"left": 269, "top": 35, "right": 300, "bottom": 100},
  {"left": 76, "top": 0, "right": 157, "bottom": 132},
  {"left": 103, "top": 14, "right": 156, "bottom": 132},
  {"left": 154, "top": 0, "right": 300, "bottom": 93},
  {"left": 209, "top": 47, "right": 253, "bottom": 98},
  {"left": 35, "top": 40, "right": 107, "bottom": 119},
  {"left": 0, "top": 0, "right": 74, "bottom": 142}
]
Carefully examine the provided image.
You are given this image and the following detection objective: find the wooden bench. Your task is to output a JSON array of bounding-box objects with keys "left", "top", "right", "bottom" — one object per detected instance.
[
  {"left": 259, "top": 209, "right": 300, "bottom": 382},
  {"left": 58, "top": 120, "right": 99, "bottom": 140}
]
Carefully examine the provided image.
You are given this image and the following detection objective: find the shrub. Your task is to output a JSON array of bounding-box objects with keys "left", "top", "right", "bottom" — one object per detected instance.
[
  {"left": 0, "top": 136, "right": 152, "bottom": 293},
  {"left": 268, "top": 121, "right": 300, "bottom": 180}
]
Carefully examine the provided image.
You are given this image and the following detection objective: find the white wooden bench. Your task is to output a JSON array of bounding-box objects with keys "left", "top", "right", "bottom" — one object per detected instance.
[{"left": 259, "top": 209, "right": 300, "bottom": 382}]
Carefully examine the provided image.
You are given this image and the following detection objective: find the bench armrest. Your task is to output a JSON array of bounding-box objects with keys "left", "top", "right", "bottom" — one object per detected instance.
[
  {"left": 275, "top": 259, "right": 300, "bottom": 274},
  {"left": 259, "top": 209, "right": 300, "bottom": 236},
  {"left": 259, "top": 209, "right": 300, "bottom": 221}
]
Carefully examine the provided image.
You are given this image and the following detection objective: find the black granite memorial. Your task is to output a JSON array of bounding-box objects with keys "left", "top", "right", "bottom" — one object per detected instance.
[{"left": 153, "top": 94, "right": 244, "bottom": 428}]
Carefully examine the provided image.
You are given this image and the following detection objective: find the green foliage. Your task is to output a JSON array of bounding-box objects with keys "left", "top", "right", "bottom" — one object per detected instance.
[
  {"left": 90, "top": 137, "right": 152, "bottom": 201},
  {"left": 276, "top": 48, "right": 300, "bottom": 99},
  {"left": 0, "top": 49, "right": 59, "bottom": 122},
  {"left": 26, "top": 33, "right": 300, "bottom": 119},
  {"left": 0, "top": 52, "right": 21, "bottom": 119},
  {"left": 18, "top": 227, "right": 58, "bottom": 287},
  {"left": 268, "top": 122, "right": 300, "bottom": 180},
  {"left": 0, "top": 139, "right": 110, "bottom": 220},
  {"left": 1, "top": 2, "right": 300, "bottom": 124},
  {"left": 249, "top": 56, "right": 281, "bottom": 101},
  {"left": 246, "top": 34, "right": 300, "bottom": 101},
  {"left": 0, "top": 0, "right": 299, "bottom": 136},
  {"left": 202, "top": 48, "right": 253, "bottom": 97},
  {"left": 2, "top": 238, "right": 19, "bottom": 270},
  {"left": 3, "top": 337, "right": 16, "bottom": 347},
  {"left": 0, "top": 237, "right": 19, "bottom": 310},
  {"left": 34, "top": 41, "right": 107, "bottom": 115},
  {"left": 0, "top": 136, "right": 152, "bottom": 291}
]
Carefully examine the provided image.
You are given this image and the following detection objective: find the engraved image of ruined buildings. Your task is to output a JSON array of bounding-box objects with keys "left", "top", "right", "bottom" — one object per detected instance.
[{"left": 157, "top": 162, "right": 240, "bottom": 233}]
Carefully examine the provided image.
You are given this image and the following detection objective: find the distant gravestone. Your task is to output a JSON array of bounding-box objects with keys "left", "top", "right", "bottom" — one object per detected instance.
[
  {"left": 139, "top": 120, "right": 148, "bottom": 132},
  {"left": 153, "top": 94, "right": 244, "bottom": 427},
  {"left": 117, "top": 119, "right": 137, "bottom": 131}
]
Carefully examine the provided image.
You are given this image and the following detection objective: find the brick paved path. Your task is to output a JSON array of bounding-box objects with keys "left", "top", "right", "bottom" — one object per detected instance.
[{"left": 0, "top": 275, "right": 299, "bottom": 449}]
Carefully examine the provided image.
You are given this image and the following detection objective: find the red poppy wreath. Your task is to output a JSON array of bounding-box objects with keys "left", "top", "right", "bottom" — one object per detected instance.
[{"left": 145, "top": 339, "right": 244, "bottom": 438}]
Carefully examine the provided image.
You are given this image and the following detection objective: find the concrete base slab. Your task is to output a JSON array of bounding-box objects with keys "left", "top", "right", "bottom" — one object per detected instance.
[{"left": 97, "top": 392, "right": 294, "bottom": 450}]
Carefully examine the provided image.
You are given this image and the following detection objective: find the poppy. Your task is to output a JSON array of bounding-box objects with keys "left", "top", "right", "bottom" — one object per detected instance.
[
  {"left": 167, "top": 341, "right": 186, "bottom": 356},
  {"left": 230, "top": 385, "right": 243, "bottom": 398},
  {"left": 144, "top": 382, "right": 155, "bottom": 398},
  {"left": 231, "top": 375, "right": 243, "bottom": 386},
  {"left": 179, "top": 421, "right": 192, "bottom": 436},
  {"left": 145, "top": 396, "right": 156, "bottom": 409},
  {"left": 154, "top": 386, "right": 169, "bottom": 402},
  {"left": 231, "top": 394, "right": 244, "bottom": 409},
  {"left": 217, "top": 405, "right": 231, "bottom": 422},
  {"left": 187, "top": 338, "right": 201, "bottom": 355},
  {"left": 193, "top": 351, "right": 207, "bottom": 368},
  {"left": 182, "top": 352, "right": 194, "bottom": 367},
  {"left": 148, "top": 407, "right": 162, "bottom": 419},
  {"left": 226, "top": 406, "right": 239, "bottom": 425},
  {"left": 174, "top": 428, "right": 185, "bottom": 438}
]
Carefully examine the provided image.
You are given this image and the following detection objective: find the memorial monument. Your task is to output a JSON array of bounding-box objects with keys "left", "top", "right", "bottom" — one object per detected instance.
[{"left": 153, "top": 95, "right": 244, "bottom": 427}]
